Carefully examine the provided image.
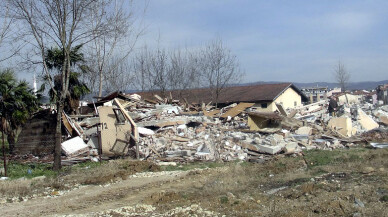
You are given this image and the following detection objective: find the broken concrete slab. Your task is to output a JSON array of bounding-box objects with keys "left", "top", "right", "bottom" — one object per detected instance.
[
  {"left": 379, "top": 115, "right": 388, "bottom": 126},
  {"left": 79, "top": 117, "right": 100, "bottom": 127},
  {"left": 291, "top": 134, "right": 309, "bottom": 142},
  {"left": 62, "top": 136, "right": 89, "bottom": 157},
  {"left": 370, "top": 143, "right": 388, "bottom": 149},
  {"left": 275, "top": 103, "right": 287, "bottom": 116},
  {"left": 247, "top": 112, "right": 283, "bottom": 131},
  {"left": 328, "top": 117, "right": 353, "bottom": 137},
  {"left": 165, "top": 150, "right": 192, "bottom": 157},
  {"left": 155, "top": 104, "right": 181, "bottom": 114},
  {"left": 138, "top": 127, "right": 155, "bottom": 136},
  {"left": 87, "top": 135, "right": 99, "bottom": 149},
  {"left": 83, "top": 126, "right": 97, "bottom": 137},
  {"left": 284, "top": 142, "right": 299, "bottom": 154},
  {"left": 357, "top": 108, "right": 379, "bottom": 131},
  {"left": 255, "top": 144, "right": 283, "bottom": 155},
  {"left": 296, "top": 126, "right": 313, "bottom": 135}
]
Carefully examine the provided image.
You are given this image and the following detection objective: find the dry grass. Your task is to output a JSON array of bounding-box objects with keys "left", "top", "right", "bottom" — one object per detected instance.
[
  {"left": 0, "top": 179, "right": 32, "bottom": 198},
  {"left": 62, "top": 159, "right": 160, "bottom": 185},
  {"left": 148, "top": 148, "right": 388, "bottom": 217},
  {"left": 0, "top": 159, "right": 159, "bottom": 198}
]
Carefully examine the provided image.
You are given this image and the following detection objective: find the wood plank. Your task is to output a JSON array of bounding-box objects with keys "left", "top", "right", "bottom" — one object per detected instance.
[
  {"left": 220, "top": 102, "right": 255, "bottom": 118},
  {"left": 203, "top": 109, "right": 220, "bottom": 117}
]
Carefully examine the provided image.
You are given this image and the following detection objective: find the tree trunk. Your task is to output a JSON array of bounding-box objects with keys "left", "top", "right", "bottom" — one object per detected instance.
[
  {"left": 98, "top": 69, "right": 103, "bottom": 98},
  {"left": 2, "top": 130, "right": 6, "bottom": 177},
  {"left": 7, "top": 130, "right": 16, "bottom": 154},
  {"left": 53, "top": 99, "right": 64, "bottom": 170}
]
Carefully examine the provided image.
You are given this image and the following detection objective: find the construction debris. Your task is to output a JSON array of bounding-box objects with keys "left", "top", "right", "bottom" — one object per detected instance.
[
  {"left": 13, "top": 88, "right": 388, "bottom": 165},
  {"left": 61, "top": 136, "right": 89, "bottom": 157}
]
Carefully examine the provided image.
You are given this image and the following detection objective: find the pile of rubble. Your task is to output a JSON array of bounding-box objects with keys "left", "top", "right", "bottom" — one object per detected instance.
[{"left": 16, "top": 91, "right": 388, "bottom": 165}]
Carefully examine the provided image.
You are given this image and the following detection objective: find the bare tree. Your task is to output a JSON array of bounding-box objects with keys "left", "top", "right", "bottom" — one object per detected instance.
[
  {"left": 83, "top": 0, "right": 147, "bottom": 97},
  {"left": 149, "top": 47, "right": 169, "bottom": 97},
  {"left": 9, "top": 0, "right": 122, "bottom": 170},
  {"left": 132, "top": 45, "right": 153, "bottom": 92},
  {"left": 334, "top": 60, "right": 350, "bottom": 92},
  {"left": 131, "top": 38, "right": 241, "bottom": 104},
  {"left": 200, "top": 38, "right": 243, "bottom": 107},
  {"left": 167, "top": 48, "right": 203, "bottom": 99},
  {"left": 0, "top": 1, "right": 21, "bottom": 63},
  {"left": 103, "top": 56, "right": 134, "bottom": 93}
]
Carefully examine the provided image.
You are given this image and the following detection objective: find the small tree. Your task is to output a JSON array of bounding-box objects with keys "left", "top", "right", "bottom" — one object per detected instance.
[
  {"left": 43, "top": 46, "right": 90, "bottom": 114},
  {"left": 334, "top": 60, "right": 350, "bottom": 92}
]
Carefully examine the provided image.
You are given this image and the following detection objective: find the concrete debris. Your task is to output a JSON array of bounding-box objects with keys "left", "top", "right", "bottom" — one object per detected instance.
[
  {"left": 357, "top": 108, "right": 379, "bottom": 131},
  {"left": 296, "top": 126, "right": 313, "bottom": 135},
  {"left": 370, "top": 143, "right": 388, "bottom": 149},
  {"left": 14, "top": 87, "right": 388, "bottom": 165},
  {"left": 328, "top": 117, "right": 353, "bottom": 137},
  {"left": 138, "top": 127, "right": 155, "bottom": 136},
  {"left": 61, "top": 136, "right": 89, "bottom": 157}
]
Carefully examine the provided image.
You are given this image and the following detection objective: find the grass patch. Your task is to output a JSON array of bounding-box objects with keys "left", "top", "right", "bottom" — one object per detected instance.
[
  {"left": 220, "top": 196, "right": 229, "bottom": 204},
  {"left": 7, "top": 162, "right": 57, "bottom": 179},
  {"left": 304, "top": 148, "right": 366, "bottom": 169}
]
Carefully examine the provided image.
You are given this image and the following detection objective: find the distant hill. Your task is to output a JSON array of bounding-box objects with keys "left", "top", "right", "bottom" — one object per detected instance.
[{"left": 244, "top": 80, "right": 388, "bottom": 91}]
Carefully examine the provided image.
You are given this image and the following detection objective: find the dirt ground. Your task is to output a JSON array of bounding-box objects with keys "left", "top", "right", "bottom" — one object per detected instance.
[{"left": 1, "top": 147, "right": 388, "bottom": 217}]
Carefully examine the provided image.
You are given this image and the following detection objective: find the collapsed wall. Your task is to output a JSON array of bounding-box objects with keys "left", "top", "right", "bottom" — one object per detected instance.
[{"left": 14, "top": 109, "right": 57, "bottom": 156}]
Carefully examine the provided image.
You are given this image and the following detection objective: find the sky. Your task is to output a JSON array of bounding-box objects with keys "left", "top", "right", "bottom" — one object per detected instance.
[{"left": 136, "top": 0, "right": 388, "bottom": 83}]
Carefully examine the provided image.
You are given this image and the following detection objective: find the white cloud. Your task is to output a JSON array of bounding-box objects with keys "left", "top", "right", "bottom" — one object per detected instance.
[{"left": 323, "top": 12, "right": 375, "bottom": 32}]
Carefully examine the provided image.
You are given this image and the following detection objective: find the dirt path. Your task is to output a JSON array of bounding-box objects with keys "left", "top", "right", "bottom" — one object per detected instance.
[
  {"left": 2, "top": 148, "right": 388, "bottom": 217},
  {"left": 0, "top": 170, "right": 191, "bottom": 217}
]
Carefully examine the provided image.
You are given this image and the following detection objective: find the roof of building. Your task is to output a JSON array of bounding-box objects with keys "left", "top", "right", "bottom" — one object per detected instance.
[
  {"left": 87, "top": 91, "right": 130, "bottom": 107},
  {"left": 135, "top": 83, "right": 308, "bottom": 104}
]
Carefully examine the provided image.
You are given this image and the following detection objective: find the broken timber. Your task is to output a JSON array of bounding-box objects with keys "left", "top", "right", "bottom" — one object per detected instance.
[{"left": 220, "top": 102, "right": 255, "bottom": 118}]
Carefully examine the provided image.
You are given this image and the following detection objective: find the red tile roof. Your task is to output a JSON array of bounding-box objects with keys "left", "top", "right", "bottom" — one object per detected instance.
[{"left": 135, "top": 83, "right": 308, "bottom": 104}]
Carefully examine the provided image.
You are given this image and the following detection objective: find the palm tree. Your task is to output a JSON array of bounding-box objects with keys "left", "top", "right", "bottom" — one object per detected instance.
[
  {"left": 42, "top": 45, "right": 90, "bottom": 114},
  {"left": 0, "top": 69, "right": 39, "bottom": 176}
]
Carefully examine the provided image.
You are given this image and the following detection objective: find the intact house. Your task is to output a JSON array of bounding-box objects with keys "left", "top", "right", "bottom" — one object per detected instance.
[
  {"left": 300, "top": 86, "right": 328, "bottom": 103},
  {"left": 377, "top": 84, "right": 388, "bottom": 104},
  {"left": 136, "top": 83, "right": 308, "bottom": 112}
]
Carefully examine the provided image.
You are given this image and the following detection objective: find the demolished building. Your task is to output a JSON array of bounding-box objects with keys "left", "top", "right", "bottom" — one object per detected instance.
[
  {"left": 12, "top": 82, "right": 388, "bottom": 165},
  {"left": 136, "top": 83, "right": 309, "bottom": 112}
]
